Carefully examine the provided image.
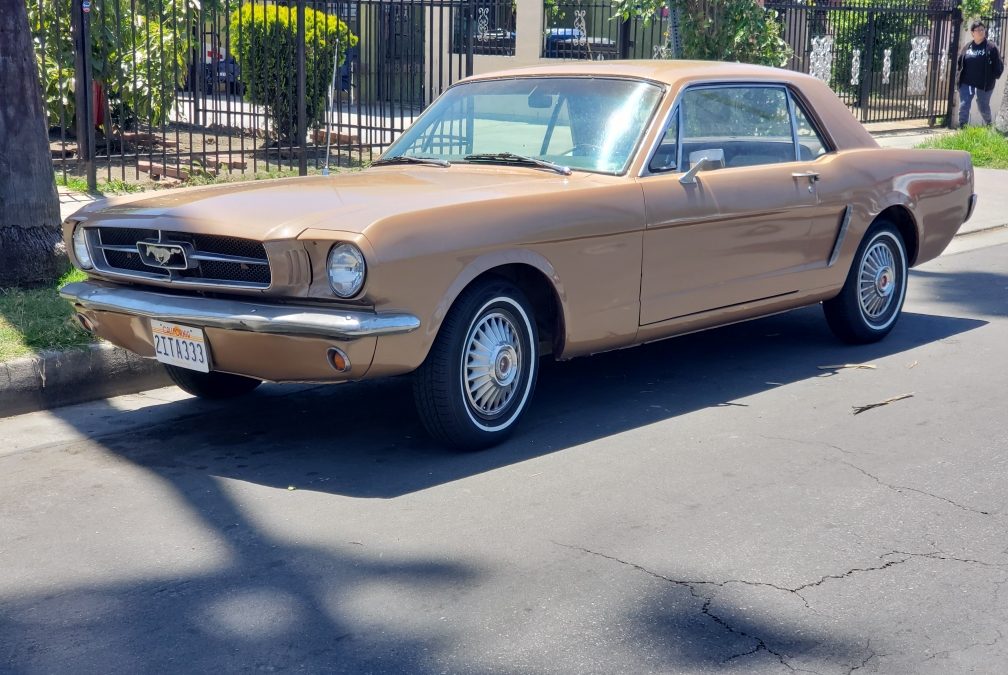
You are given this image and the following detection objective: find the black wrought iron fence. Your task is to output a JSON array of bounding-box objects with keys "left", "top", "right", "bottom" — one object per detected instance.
[
  {"left": 29, "top": 0, "right": 506, "bottom": 190},
  {"left": 982, "top": 10, "right": 1008, "bottom": 64},
  {"left": 452, "top": 1, "right": 516, "bottom": 56},
  {"left": 766, "top": 0, "right": 961, "bottom": 124},
  {"left": 542, "top": 1, "right": 668, "bottom": 60}
]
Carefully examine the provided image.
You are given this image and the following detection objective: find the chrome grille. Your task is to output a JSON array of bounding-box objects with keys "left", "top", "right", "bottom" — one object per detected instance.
[{"left": 90, "top": 227, "right": 271, "bottom": 288}]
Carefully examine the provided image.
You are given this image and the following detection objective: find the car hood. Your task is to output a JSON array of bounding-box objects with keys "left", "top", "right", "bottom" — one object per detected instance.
[{"left": 73, "top": 167, "right": 600, "bottom": 240}]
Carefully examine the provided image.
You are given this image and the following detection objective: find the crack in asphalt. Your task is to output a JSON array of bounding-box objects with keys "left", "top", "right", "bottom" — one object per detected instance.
[
  {"left": 760, "top": 434, "right": 857, "bottom": 457},
  {"left": 552, "top": 542, "right": 810, "bottom": 672},
  {"left": 789, "top": 555, "right": 912, "bottom": 595},
  {"left": 921, "top": 627, "right": 1005, "bottom": 663},
  {"left": 846, "top": 640, "right": 877, "bottom": 674},
  {"left": 839, "top": 461, "right": 995, "bottom": 516},
  {"left": 891, "top": 549, "right": 1008, "bottom": 569},
  {"left": 555, "top": 544, "right": 1008, "bottom": 672},
  {"left": 758, "top": 435, "right": 998, "bottom": 517}
]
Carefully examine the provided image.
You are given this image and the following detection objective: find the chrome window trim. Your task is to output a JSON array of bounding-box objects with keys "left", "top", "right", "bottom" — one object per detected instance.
[
  {"left": 640, "top": 80, "right": 821, "bottom": 178},
  {"left": 639, "top": 104, "right": 681, "bottom": 176},
  {"left": 386, "top": 75, "right": 668, "bottom": 177},
  {"left": 788, "top": 90, "right": 837, "bottom": 157},
  {"left": 786, "top": 89, "right": 802, "bottom": 162}
]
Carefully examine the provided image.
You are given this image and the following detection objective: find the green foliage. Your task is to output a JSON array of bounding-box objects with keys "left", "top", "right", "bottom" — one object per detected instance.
[
  {"left": 676, "top": 0, "right": 791, "bottom": 67},
  {"left": 229, "top": 3, "right": 358, "bottom": 143},
  {"left": 613, "top": 0, "right": 791, "bottom": 67},
  {"left": 961, "top": 1, "right": 994, "bottom": 20},
  {"left": 27, "top": 0, "right": 192, "bottom": 131},
  {"left": 0, "top": 268, "right": 93, "bottom": 362},
  {"left": 55, "top": 175, "right": 145, "bottom": 196},
  {"left": 828, "top": 0, "right": 916, "bottom": 95},
  {"left": 916, "top": 126, "right": 1008, "bottom": 169}
]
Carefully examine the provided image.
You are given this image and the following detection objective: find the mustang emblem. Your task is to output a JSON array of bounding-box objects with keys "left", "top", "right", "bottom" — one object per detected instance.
[
  {"left": 148, "top": 245, "right": 175, "bottom": 264},
  {"left": 136, "top": 240, "right": 194, "bottom": 270}
]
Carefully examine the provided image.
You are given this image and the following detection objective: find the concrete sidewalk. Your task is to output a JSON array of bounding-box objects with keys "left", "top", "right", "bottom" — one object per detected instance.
[
  {"left": 25, "top": 146, "right": 1008, "bottom": 420},
  {"left": 58, "top": 185, "right": 96, "bottom": 223}
]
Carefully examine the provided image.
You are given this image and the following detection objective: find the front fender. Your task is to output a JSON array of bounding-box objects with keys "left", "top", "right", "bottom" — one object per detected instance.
[{"left": 431, "top": 248, "right": 569, "bottom": 347}]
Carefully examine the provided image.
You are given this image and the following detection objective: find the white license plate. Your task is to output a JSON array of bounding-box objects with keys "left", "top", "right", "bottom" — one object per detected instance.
[{"left": 151, "top": 320, "right": 210, "bottom": 373}]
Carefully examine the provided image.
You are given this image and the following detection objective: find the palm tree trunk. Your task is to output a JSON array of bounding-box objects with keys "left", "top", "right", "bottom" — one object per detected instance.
[{"left": 0, "top": 0, "right": 66, "bottom": 287}]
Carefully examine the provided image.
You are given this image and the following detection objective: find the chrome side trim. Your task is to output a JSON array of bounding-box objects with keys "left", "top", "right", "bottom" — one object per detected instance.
[
  {"left": 61, "top": 281, "right": 421, "bottom": 339},
  {"left": 965, "top": 193, "right": 978, "bottom": 222},
  {"left": 827, "top": 205, "right": 853, "bottom": 268}
]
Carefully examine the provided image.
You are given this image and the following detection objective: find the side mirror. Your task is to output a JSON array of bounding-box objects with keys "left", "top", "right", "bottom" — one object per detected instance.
[{"left": 680, "top": 148, "right": 725, "bottom": 185}]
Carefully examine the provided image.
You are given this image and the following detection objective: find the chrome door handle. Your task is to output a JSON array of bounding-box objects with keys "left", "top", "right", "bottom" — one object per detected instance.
[{"left": 791, "top": 171, "right": 820, "bottom": 183}]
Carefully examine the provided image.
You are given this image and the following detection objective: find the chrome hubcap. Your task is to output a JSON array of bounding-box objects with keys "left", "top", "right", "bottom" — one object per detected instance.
[
  {"left": 464, "top": 312, "right": 522, "bottom": 416},
  {"left": 859, "top": 240, "right": 898, "bottom": 320}
]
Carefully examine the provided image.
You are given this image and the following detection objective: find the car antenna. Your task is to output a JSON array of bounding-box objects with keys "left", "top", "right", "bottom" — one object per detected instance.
[{"left": 323, "top": 39, "right": 340, "bottom": 177}]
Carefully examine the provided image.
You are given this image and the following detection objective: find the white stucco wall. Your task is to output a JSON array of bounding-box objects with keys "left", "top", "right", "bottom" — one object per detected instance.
[{"left": 472, "top": 1, "right": 547, "bottom": 74}]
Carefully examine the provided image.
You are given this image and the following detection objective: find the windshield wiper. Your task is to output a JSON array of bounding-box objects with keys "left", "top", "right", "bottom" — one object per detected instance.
[
  {"left": 372, "top": 155, "right": 451, "bottom": 168},
  {"left": 463, "top": 152, "right": 571, "bottom": 176}
]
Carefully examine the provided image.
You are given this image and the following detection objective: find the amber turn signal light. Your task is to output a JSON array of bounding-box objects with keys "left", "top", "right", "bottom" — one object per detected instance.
[{"left": 327, "top": 347, "right": 351, "bottom": 373}]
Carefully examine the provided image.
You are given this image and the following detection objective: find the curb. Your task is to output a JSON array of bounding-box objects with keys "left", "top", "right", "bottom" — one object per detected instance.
[{"left": 0, "top": 343, "right": 170, "bottom": 419}]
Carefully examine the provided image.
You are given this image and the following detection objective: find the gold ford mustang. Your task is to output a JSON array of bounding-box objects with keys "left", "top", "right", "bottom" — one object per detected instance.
[{"left": 62, "top": 61, "right": 976, "bottom": 449}]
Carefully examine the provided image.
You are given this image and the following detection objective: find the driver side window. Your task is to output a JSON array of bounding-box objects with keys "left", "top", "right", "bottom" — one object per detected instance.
[{"left": 680, "top": 86, "right": 795, "bottom": 170}]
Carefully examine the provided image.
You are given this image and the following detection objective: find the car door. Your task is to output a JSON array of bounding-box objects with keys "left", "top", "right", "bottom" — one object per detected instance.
[{"left": 638, "top": 85, "right": 833, "bottom": 326}]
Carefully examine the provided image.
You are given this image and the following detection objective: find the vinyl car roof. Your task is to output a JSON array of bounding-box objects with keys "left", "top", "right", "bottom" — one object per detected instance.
[{"left": 462, "top": 60, "right": 878, "bottom": 151}]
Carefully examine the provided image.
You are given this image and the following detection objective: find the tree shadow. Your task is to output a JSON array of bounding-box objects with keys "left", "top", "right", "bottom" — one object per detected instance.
[
  {"left": 0, "top": 464, "right": 481, "bottom": 673},
  {"left": 909, "top": 267, "right": 1008, "bottom": 319},
  {"left": 629, "top": 585, "right": 875, "bottom": 672}
]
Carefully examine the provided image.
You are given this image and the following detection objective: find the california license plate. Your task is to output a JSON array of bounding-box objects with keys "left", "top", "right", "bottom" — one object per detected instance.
[{"left": 151, "top": 320, "right": 210, "bottom": 373}]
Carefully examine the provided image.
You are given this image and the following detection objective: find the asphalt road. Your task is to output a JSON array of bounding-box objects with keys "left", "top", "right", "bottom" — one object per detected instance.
[{"left": 2, "top": 232, "right": 1007, "bottom": 674}]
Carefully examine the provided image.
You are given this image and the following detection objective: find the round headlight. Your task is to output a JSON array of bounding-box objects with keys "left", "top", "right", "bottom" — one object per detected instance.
[
  {"left": 327, "top": 243, "right": 366, "bottom": 297},
  {"left": 72, "top": 225, "right": 93, "bottom": 270}
]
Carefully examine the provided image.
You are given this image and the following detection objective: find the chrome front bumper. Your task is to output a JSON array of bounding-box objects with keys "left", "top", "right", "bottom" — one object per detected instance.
[{"left": 60, "top": 281, "right": 420, "bottom": 340}]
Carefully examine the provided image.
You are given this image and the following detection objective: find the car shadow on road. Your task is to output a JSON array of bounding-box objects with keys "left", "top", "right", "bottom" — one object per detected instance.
[{"left": 47, "top": 305, "right": 986, "bottom": 501}]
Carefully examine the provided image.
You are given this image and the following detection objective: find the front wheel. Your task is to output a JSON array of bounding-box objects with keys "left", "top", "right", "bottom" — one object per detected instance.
[
  {"left": 823, "top": 221, "right": 908, "bottom": 344},
  {"left": 413, "top": 280, "right": 539, "bottom": 450},
  {"left": 164, "top": 365, "right": 262, "bottom": 399}
]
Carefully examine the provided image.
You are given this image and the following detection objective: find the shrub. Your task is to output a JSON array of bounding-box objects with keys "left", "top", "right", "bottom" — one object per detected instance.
[
  {"left": 675, "top": 0, "right": 791, "bottom": 67},
  {"left": 229, "top": 3, "right": 357, "bottom": 143},
  {"left": 27, "top": 0, "right": 189, "bottom": 131},
  {"left": 613, "top": 0, "right": 791, "bottom": 67},
  {"left": 828, "top": 0, "right": 916, "bottom": 95}
]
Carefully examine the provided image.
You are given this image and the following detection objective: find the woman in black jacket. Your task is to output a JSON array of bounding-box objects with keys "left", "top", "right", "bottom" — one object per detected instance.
[{"left": 958, "top": 20, "right": 1005, "bottom": 126}]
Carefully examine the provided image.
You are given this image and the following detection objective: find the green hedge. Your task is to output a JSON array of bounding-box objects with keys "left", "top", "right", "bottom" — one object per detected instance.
[
  {"left": 829, "top": 1, "right": 916, "bottom": 95},
  {"left": 229, "top": 3, "right": 358, "bottom": 143}
]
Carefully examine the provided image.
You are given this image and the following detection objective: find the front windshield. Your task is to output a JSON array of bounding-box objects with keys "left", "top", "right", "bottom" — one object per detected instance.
[{"left": 382, "top": 77, "right": 665, "bottom": 174}]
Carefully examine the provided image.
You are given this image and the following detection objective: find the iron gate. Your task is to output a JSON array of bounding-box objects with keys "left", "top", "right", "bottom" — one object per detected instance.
[
  {"left": 765, "top": 0, "right": 961, "bottom": 124},
  {"left": 28, "top": 0, "right": 496, "bottom": 190}
]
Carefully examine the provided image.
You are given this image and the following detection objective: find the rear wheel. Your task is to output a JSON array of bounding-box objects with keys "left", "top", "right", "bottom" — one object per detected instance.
[
  {"left": 823, "top": 221, "right": 908, "bottom": 344},
  {"left": 164, "top": 365, "right": 262, "bottom": 399},
  {"left": 413, "top": 280, "right": 539, "bottom": 450}
]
